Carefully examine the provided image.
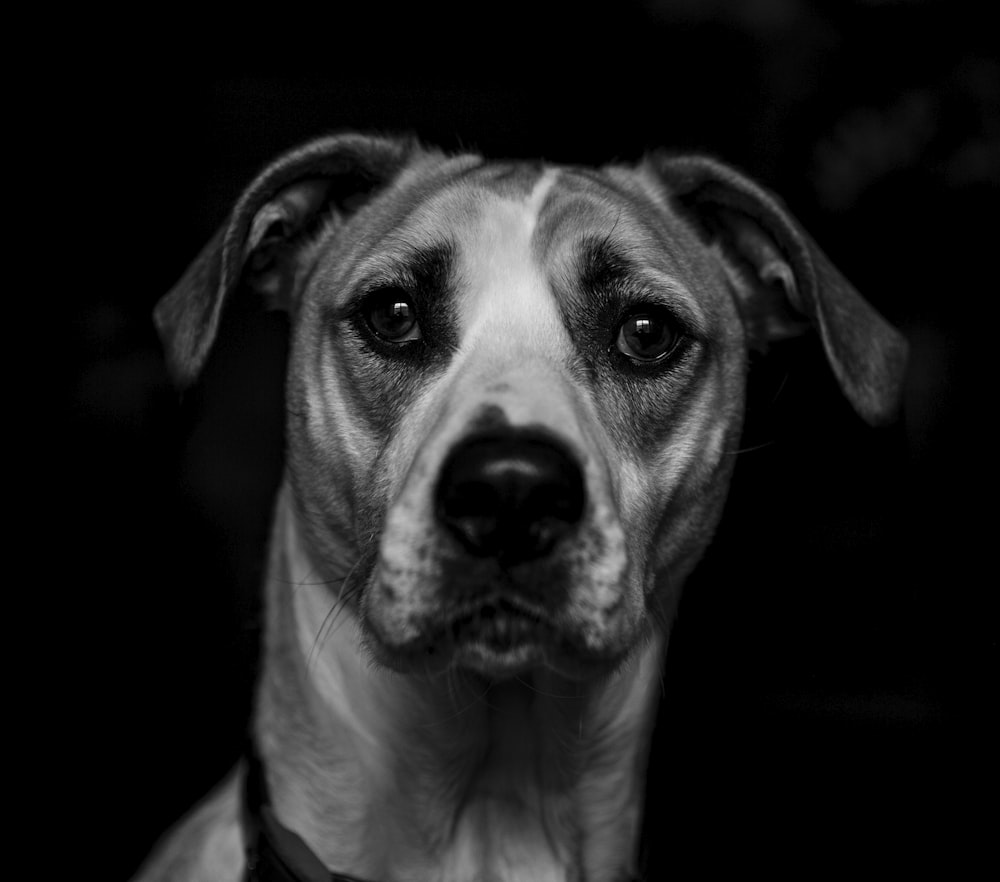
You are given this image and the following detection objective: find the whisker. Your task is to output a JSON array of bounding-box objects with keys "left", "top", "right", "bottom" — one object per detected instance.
[
  {"left": 648, "top": 592, "right": 673, "bottom": 639},
  {"left": 727, "top": 366, "right": 791, "bottom": 457},
  {"left": 307, "top": 558, "right": 367, "bottom": 668},
  {"left": 275, "top": 574, "right": 351, "bottom": 588},
  {"left": 723, "top": 438, "right": 776, "bottom": 456},
  {"left": 424, "top": 674, "right": 493, "bottom": 728},
  {"left": 768, "top": 370, "right": 791, "bottom": 407},
  {"left": 512, "top": 674, "right": 581, "bottom": 702},
  {"left": 307, "top": 597, "right": 349, "bottom": 670}
]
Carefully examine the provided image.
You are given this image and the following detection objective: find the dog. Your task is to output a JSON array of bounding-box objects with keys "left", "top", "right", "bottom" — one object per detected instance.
[{"left": 133, "top": 132, "right": 907, "bottom": 882}]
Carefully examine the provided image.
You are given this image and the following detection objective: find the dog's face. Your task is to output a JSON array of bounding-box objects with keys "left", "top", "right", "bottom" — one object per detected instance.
[
  {"left": 156, "top": 135, "right": 907, "bottom": 683},
  {"left": 286, "top": 157, "right": 747, "bottom": 679}
]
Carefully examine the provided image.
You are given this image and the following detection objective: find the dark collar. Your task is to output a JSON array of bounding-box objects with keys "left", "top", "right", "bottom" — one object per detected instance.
[{"left": 241, "top": 741, "right": 376, "bottom": 882}]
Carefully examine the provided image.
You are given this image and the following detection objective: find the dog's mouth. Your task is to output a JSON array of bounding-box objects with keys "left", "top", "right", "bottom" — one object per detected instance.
[
  {"left": 370, "top": 595, "right": 592, "bottom": 679},
  {"left": 420, "top": 597, "right": 554, "bottom": 678},
  {"left": 444, "top": 598, "right": 556, "bottom": 675},
  {"left": 368, "top": 592, "right": 631, "bottom": 681}
]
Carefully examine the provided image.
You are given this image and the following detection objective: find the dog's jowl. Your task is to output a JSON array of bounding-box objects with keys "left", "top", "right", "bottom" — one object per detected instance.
[{"left": 135, "top": 134, "right": 907, "bottom": 882}]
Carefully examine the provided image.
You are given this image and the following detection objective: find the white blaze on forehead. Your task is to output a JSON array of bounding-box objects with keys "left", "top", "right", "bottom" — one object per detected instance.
[{"left": 457, "top": 169, "right": 564, "bottom": 343}]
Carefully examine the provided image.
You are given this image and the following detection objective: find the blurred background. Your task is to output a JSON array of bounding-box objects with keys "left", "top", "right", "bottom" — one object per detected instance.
[{"left": 61, "top": 0, "right": 995, "bottom": 877}]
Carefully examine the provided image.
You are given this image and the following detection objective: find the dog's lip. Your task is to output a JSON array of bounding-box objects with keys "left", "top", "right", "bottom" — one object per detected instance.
[
  {"left": 409, "top": 596, "right": 549, "bottom": 670},
  {"left": 371, "top": 596, "right": 623, "bottom": 680},
  {"left": 437, "top": 601, "right": 549, "bottom": 674},
  {"left": 446, "top": 597, "right": 555, "bottom": 648}
]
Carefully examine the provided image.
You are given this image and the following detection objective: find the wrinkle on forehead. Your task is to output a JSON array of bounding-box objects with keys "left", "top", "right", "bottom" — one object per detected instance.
[
  {"left": 385, "top": 162, "right": 552, "bottom": 254},
  {"left": 458, "top": 160, "right": 550, "bottom": 199},
  {"left": 345, "top": 159, "right": 705, "bottom": 342},
  {"left": 532, "top": 168, "right": 681, "bottom": 268},
  {"left": 529, "top": 166, "right": 717, "bottom": 323},
  {"left": 410, "top": 163, "right": 696, "bottom": 347},
  {"left": 442, "top": 168, "right": 566, "bottom": 342}
]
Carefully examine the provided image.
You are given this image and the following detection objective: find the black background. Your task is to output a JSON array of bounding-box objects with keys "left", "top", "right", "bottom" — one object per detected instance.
[{"left": 61, "top": 1, "right": 994, "bottom": 877}]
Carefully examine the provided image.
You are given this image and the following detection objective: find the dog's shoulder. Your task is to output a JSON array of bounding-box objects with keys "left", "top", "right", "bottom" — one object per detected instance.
[{"left": 131, "top": 768, "right": 244, "bottom": 882}]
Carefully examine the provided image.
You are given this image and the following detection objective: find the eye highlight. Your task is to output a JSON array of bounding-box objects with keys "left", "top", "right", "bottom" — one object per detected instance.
[
  {"left": 615, "top": 306, "right": 680, "bottom": 363},
  {"left": 363, "top": 288, "right": 422, "bottom": 343}
]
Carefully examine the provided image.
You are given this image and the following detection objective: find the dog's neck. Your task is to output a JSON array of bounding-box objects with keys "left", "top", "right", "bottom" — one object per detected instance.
[{"left": 255, "top": 489, "right": 662, "bottom": 882}]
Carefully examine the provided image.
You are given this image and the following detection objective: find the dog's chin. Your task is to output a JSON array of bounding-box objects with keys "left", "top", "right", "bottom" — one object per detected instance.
[
  {"left": 367, "top": 600, "right": 626, "bottom": 682},
  {"left": 452, "top": 640, "right": 546, "bottom": 680}
]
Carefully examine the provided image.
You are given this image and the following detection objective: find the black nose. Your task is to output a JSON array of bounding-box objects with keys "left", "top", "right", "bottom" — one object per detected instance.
[{"left": 435, "top": 432, "right": 586, "bottom": 564}]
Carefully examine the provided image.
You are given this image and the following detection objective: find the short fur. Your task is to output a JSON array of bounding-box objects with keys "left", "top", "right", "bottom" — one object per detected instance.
[{"left": 134, "top": 134, "right": 907, "bottom": 882}]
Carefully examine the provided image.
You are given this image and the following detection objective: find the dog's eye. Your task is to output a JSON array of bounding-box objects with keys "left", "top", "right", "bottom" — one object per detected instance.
[
  {"left": 363, "top": 288, "right": 422, "bottom": 343},
  {"left": 615, "top": 308, "right": 679, "bottom": 362}
]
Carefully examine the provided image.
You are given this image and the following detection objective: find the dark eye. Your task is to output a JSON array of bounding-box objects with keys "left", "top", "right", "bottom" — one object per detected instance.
[
  {"left": 615, "top": 307, "right": 679, "bottom": 362},
  {"left": 363, "top": 288, "right": 422, "bottom": 343}
]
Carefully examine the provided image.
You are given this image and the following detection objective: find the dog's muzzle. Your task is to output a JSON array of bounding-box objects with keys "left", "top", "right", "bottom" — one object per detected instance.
[
  {"left": 423, "top": 430, "right": 590, "bottom": 676},
  {"left": 364, "top": 421, "right": 631, "bottom": 680},
  {"left": 435, "top": 430, "right": 586, "bottom": 565}
]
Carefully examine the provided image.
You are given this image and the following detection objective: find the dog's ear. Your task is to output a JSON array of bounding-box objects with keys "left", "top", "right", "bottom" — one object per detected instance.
[
  {"left": 647, "top": 154, "right": 908, "bottom": 426},
  {"left": 154, "top": 133, "right": 420, "bottom": 386}
]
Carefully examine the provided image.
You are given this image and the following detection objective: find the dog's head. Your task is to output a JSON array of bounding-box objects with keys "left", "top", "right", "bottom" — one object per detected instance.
[{"left": 157, "top": 133, "right": 906, "bottom": 681}]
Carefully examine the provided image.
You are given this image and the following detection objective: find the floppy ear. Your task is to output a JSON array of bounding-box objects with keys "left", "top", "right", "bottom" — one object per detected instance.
[
  {"left": 154, "top": 133, "right": 420, "bottom": 386},
  {"left": 647, "top": 154, "right": 908, "bottom": 426}
]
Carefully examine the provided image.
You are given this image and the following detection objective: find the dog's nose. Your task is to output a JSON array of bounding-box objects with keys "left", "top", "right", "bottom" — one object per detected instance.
[{"left": 435, "top": 432, "right": 586, "bottom": 563}]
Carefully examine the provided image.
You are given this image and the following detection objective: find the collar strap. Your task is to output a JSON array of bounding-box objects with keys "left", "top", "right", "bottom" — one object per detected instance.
[{"left": 242, "top": 741, "right": 377, "bottom": 882}]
